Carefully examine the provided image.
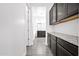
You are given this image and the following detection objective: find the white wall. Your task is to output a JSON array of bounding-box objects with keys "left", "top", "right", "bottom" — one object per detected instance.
[
  {"left": 0, "top": 3, "right": 27, "bottom": 56},
  {"left": 28, "top": 7, "right": 34, "bottom": 46},
  {"left": 54, "top": 19, "right": 78, "bottom": 36},
  {"left": 25, "top": 4, "right": 29, "bottom": 47},
  {"left": 25, "top": 4, "right": 34, "bottom": 46},
  {"left": 46, "top": 4, "right": 54, "bottom": 45}
]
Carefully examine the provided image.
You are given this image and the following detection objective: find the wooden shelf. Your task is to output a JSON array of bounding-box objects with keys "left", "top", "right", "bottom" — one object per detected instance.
[{"left": 53, "top": 14, "right": 79, "bottom": 25}]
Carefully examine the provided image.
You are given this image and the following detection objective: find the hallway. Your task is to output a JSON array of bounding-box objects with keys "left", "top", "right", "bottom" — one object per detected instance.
[
  {"left": 0, "top": 3, "right": 78, "bottom": 56},
  {"left": 26, "top": 38, "right": 53, "bottom": 56}
]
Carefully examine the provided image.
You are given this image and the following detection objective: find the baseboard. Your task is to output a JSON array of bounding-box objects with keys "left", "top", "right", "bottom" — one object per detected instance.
[{"left": 22, "top": 52, "right": 26, "bottom": 56}]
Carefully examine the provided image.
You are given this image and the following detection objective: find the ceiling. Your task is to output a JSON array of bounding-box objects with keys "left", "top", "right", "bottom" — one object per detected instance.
[
  {"left": 27, "top": 3, "right": 53, "bottom": 10},
  {"left": 30, "top": 3, "right": 53, "bottom": 7}
]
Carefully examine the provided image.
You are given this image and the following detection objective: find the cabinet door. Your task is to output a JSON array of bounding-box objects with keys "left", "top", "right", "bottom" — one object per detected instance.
[
  {"left": 52, "top": 3, "right": 57, "bottom": 23},
  {"left": 49, "top": 10, "right": 51, "bottom": 25},
  {"left": 37, "top": 31, "right": 45, "bottom": 37},
  {"left": 68, "top": 3, "right": 78, "bottom": 17},
  {"left": 51, "top": 7, "right": 53, "bottom": 24},
  {"left": 49, "top": 10, "right": 52, "bottom": 25},
  {"left": 57, "top": 43, "right": 72, "bottom": 56},
  {"left": 51, "top": 38, "right": 56, "bottom": 56},
  {"left": 49, "top": 8, "right": 53, "bottom": 25},
  {"left": 47, "top": 33, "right": 51, "bottom": 48},
  {"left": 78, "top": 4, "right": 79, "bottom": 13},
  {"left": 57, "top": 37, "right": 78, "bottom": 56},
  {"left": 57, "top": 3, "right": 67, "bottom": 21}
]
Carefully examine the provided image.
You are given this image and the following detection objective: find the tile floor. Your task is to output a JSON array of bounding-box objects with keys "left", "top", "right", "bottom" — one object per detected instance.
[{"left": 26, "top": 38, "right": 53, "bottom": 56}]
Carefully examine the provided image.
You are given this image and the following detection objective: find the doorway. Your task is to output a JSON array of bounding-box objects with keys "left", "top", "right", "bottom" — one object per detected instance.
[
  {"left": 32, "top": 6, "right": 46, "bottom": 44},
  {"left": 26, "top": 3, "right": 53, "bottom": 56}
]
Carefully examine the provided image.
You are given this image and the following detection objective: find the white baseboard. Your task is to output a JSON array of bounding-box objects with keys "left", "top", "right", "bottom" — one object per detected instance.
[
  {"left": 22, "top": 52, "right": 26, "bottom": 56},
  {"left": 22, "top": 48, "right": 26, "bottom": 56}
]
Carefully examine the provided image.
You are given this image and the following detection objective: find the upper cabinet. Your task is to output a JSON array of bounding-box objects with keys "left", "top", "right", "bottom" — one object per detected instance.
[
  {"left": 78, "top": 4, "right": 79, "bottom": 13},
  {"left": 57, "top": 3, "right": 68, "bottom": 21},
  {"left": 67, "top": 3, "right": 78, "bottom": 17},
  {"left": 49, "top": 10, "right": 51, "bottom": 25},
  {"left": 49, "top": 3, "right": 79, "bottom": 25},
  {"left": 52, "top": 3, "right": 57, "bottom": 24},
  {"left": 49, "top": 7, "right": 53, "bottom": 25},
  {"left": 49, "top": 3, "right": 57, "bottom": 25}
]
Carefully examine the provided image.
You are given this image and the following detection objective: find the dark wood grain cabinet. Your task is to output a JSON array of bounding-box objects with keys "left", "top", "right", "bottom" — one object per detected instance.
[
  {"left": 52, "top": 3, "right": 57, "bottom": 23},
  {"left": 67, "top": 3, "right": 78, "bottom": 17},
  {"left": 57, "top": 43, "right": 72, "bottom": 56},
  {"left": 47, "top": 33, "right": 57, "bottom": 55},
  {"left": 47, "top": 33, "right": 51, "bottom": 48},
  {"left": 49, "top": 3, "right": 79, "bottom": 25},
  {"left": 49, "top": 9, "right": 52, "bottom": 25},
  {"left": 47, "top": 33, "right": 78, "bottom": 56},
  {"left": 49, "top": 3, "right": 57, "bottom": 25},
  {"left": 49, "top": 6, "right": 53, "bottom": 25},
  {"left": 78, "top": 4, "right": 79, "bottom": 13},
  {"left": 37, "top": 31, "right": 46, "bottom": 37},
  {"left": 57, "top": 37, "right": 78, "bottom": 56},
  {"left": 57, "top": 3, "right": 68, "bottom": 21},
  {"left": 50, "top": 35, "right": 56, "bottom": 56}
]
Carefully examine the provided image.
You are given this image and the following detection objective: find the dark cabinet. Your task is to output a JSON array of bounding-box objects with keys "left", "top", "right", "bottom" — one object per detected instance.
[
  {"left": 51, "top": 7, "right": 53, "bottom": 24},
  {"left": 57, "top": 43, "right": 72, "bottom": 56},
  {"left": 67, "top": 3, "right": 78, "bottom": 17},
  {"left": 47, "top": 33, "right": 57, "bottom": 55},
  {"left": 49, "top": 4, "right": 57, "bottom": 25},
  {"left": 47, "top": 33, "right": 78, "bottom": 56},
  {"left": 52, "top": 3, "right": 57, "bottom": 23},
  {"left": 49, "top": 3, "right": 79, "bottom": 25},
  {"left": 47, "top": 33, "right": 51, "bottom": 48},
  {"left": 57, "top": 3, "right": 68, "bottom": 21},
  {"left": 78, "top": 4, "right": 79, "bottom": 13},
  {"left": 50, "top": 35, "right": 56, "bottom": 56},
  {"left": 49, "top": 10, "right": 52, "bottom": 25},
  {"left": 37, "top": 31, "right": 46, "bottom": 37},
  {"left": 49, "top": 7, "right": 53, "bottom": 25},
  {"left": 57, "top": 37, "right": 78, "bottom": 56}
]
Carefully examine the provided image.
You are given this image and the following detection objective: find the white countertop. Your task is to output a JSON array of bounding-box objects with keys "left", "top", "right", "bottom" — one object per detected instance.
[{"left": 47, "top": 31, "right": 78, "bottom": 46}]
